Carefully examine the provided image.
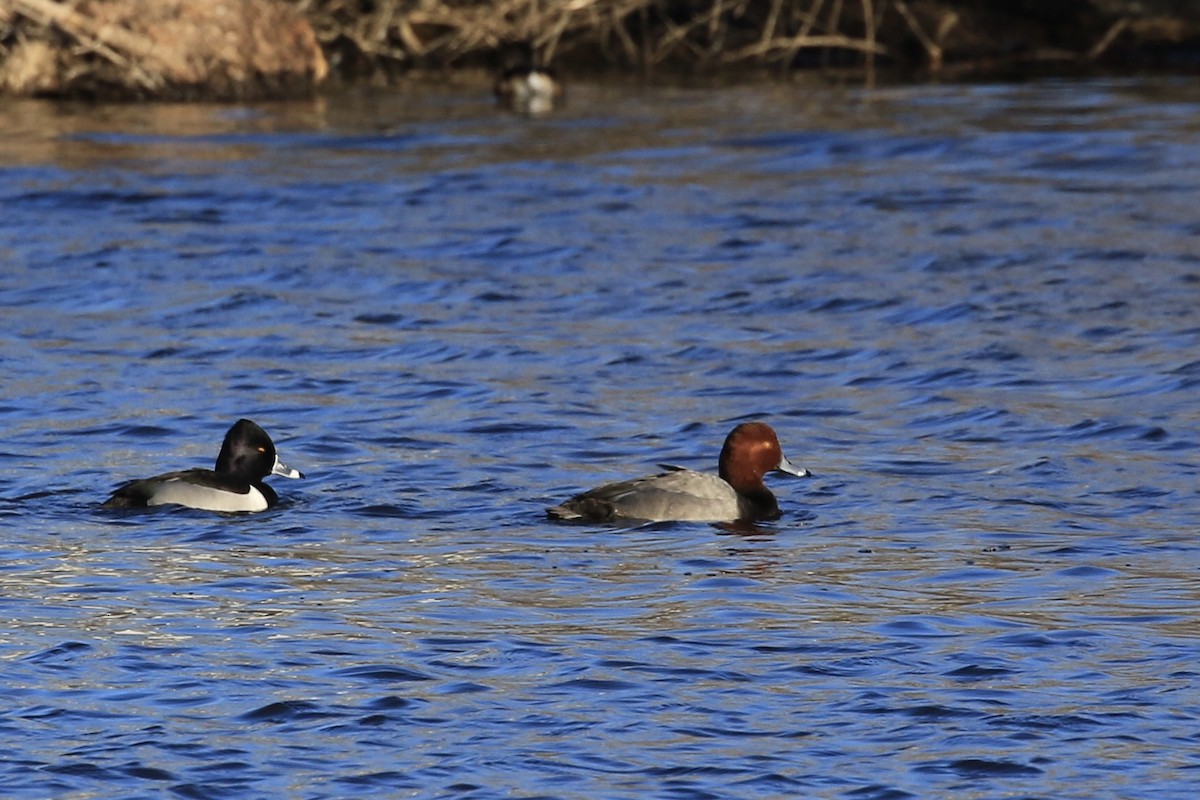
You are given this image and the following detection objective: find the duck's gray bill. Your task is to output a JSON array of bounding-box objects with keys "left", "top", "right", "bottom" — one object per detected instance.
[
  {"left": 777, "top": 455, "right": 811, "bottom": 478},
  {"left": 272, "top": 455, "right": 304, "bottom": 480}
]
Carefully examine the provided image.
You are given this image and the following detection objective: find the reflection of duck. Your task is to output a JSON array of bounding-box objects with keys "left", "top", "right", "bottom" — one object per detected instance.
[
  {"left": 546, "top": 422, "right": 811, "bottom": 523},
  {"left": 493, "top": 42, "right": 562, "bottom": 114}
]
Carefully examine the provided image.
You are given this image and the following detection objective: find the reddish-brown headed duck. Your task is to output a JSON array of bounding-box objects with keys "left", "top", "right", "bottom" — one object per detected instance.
[{"left": 546, "top": 422, "right": 811, "bottom": 523}]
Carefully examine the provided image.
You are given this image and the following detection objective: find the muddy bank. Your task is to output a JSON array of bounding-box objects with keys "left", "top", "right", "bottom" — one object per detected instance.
[
  {"left": 0, "top": 0, "right": 327, "bottom": 100},
  {"left": 3, "top": 0, "right": 1200, "bottom": 100}
]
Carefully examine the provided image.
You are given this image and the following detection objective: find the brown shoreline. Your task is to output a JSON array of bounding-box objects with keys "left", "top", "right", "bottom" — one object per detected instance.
[{"left": 2, "top": 0, "right": 1199, "bottom": 101}]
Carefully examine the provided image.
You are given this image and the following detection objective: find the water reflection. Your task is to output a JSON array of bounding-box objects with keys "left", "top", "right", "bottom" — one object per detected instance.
[{"left": 1, "top": 78, "right": 1198, "bottom": 799}]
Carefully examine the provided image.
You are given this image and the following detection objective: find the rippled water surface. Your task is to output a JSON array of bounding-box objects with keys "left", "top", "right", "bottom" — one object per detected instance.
[{"left": 1, "top": 78, "right": 1198, "bottom": 798}]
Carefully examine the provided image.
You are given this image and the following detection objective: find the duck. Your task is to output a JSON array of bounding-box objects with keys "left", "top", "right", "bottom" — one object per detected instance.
[
  {"left": 494, "top": 41, "right": 562, "bottom": 115},
  {"left": 546, "top": 422, "right": 811, "bottom": 523},
  {"left": 103, "top": 418, "right": 303, "bottom": 512}
]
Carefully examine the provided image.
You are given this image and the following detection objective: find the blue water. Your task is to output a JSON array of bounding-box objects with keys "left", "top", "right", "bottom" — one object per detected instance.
[{"left": 1, "top": 78, "right": 1198, "bottom": 798}]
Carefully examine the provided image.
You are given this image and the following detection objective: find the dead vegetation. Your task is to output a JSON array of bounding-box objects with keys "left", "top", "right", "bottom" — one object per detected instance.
[
  {"left": 2, "top": 0, "right": 1199, "bottom": 100},
  {"left": 302, "top": 0, "right": 908, "bottom": 79},
  {"left": 297, "top": 0, "right": 1200, "bottom": 81}
]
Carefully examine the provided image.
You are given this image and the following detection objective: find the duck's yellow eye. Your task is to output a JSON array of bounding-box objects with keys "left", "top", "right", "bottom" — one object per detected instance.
[{"left": 257, "top": 447, "right": 266, "bottom": 453}]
